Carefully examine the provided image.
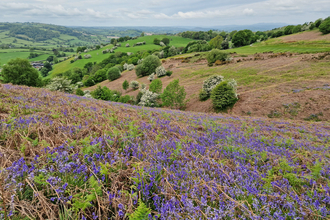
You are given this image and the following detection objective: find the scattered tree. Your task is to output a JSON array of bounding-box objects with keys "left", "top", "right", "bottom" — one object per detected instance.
[
  {"left": 315, "top": 19, "right": 323, "bottom": 28},
  {"left": 135, "top": 55, "right": 161, "bottom": 77},
  {"left": 284, "top": 25, "right": 295, "bottom": 35},
  {"left": 107, "top": 67, "right": 121, "bottom": 81},
  {"left": 206, "top": 49, "right": 229, "bottom": 64},
  {"left": 2, "top": 58, "right": 42, "bottom": 87},
  {"left": 155, "top": 66, "right": 166, "bottom": 77},
  {"left": 209, "top": 35, "right": 224, "bottom": 49},
  {"left": 76, "top": 88, "right": 85, "bottom": 96},
  {"left": 161, "top": 79, "right": 186, "bottom": 109},
  {"left": 161, "top": 38, "right": 170, "bottom": 45},
  {"left": 319, "top": 19, "right": 330, "bottom": 34},
  {"left": 211, "top": 81, "right": 238, "bottom": 111},
  {"left": 153, "top": 38, "right": 160, "bottom": 45},
  {"left": 149, "top": 79, "right": 162, "bottom": 93},
  {"left": 292, "top": 25, "right": 302, "bottom": 34},
  {"left": 130, "top": 81, "right": 140, "bottom": 90},
  {"left": 122, "top": 80, "right": 129, "bottom": 90},
  {"left": 47, "top": 77, "right": 74, "bottom": 93}
]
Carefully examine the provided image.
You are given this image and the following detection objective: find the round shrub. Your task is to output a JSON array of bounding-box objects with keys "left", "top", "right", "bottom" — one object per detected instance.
[
  {"left": 122, "top": 80, "right": 129, "bottom": 90},
  {"left": 161, "top": 79, "right": 186, "bottom": 110},
  {"left": 166, "top": 71, "right": 173, "bottom": 77},
  {"left": 93, "top": 69, "right": 107, "bottom": 83},
  {"left": 47, "top": 77, "right": 74, "bottom": 93},
  {"left": 115, "top": 64, "right": 124, "bottom": 72},
  {"left": 135, "top": 55, "right": 161, "bottom": 77},
  {"left": 292, "top": 25, "right": 302, "bottom": 34},
  {"left": 83, "top": 76, "right": 95, "bottom": 87},
  {"left": 155, "top": 66, "right": 166, "bottom": 77},
  {"left": 149, "top": 79, "right": 162, "bottom": 93},
  {"left": 206, "top": 49, "right": 229, "bottom": 64},
  {"left": 76, "top": 88, "right": 85, "bottom": 96},
  {"left": 107, "top": 67, "right": 121, "bottom": 81},
  {"left": 211, "top": 81, "right": 238, "bottom": 111},
  {"left": 118, "top": 95, "right": 132, "bottom": 103},
  {"left": 147, "top": 73, "right": 155, "bottom": 82},
  {"left": 130, "top": 81, "right": 140, "bottom": 90},
  {"left": 199, "top": 89, "right": 209, "bottom": 101},
  {"left": 202, "top": 75, "right": 224, "bottom": 96},
  {"left": 319, "top": 19, "right": 330, "bottom": 34},
  {"left": 315, "top": 19, "right": 323, "bottom": 28},
  {"left": 135, "top": 91, "right": 143, "bottom": 104},
  {"left": 127, "top": 64, "right": 135, "bottom": 71},
  {"left": 2, "top": 58, "right": 42, "bottom": 87},
  {"left": 139, "top": 90, "right": 159, "bottom": 107}
]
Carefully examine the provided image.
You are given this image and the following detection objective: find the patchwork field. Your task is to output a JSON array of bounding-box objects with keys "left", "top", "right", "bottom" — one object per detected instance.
[
  {"left": 51, "top": 35, "right": 192, "bottom": 75},
  {"left": 0, "top": 84, "right": 329, "bottom": 219}
]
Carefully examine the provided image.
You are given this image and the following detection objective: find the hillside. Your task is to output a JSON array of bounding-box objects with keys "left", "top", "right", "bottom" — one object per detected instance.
[
  {"left": 0, "top": 23, "right": 104, "bottom": 66},
  {"left": 226, "top": 30, "right": 330, "bottom": 54},
  {"left": 51, "top": 35, "right": 192, "bottom": 75},
  {"left": 0, "top": 83, "right": 329, "bottom": 219},
  {"left": 86, "top": 51, "right": 330, "bottom": 122}
]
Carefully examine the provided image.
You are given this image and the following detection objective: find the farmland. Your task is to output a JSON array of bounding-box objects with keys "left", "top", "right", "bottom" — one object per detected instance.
[
  {"left": 0, "top": 84, "right": 329, "bottom": 219},
  {"left": 51, "top": 35, "right": 192, "bottom": 75}
]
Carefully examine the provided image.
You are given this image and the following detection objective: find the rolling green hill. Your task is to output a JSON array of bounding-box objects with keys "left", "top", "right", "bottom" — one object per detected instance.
[{"left": 51, "top": 35, "right": 192, "bottom": 75}]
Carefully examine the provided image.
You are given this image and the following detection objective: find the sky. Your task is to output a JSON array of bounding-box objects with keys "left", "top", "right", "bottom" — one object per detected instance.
[{"left": 0, "top": 0, "right": 330, "bottom": 27}]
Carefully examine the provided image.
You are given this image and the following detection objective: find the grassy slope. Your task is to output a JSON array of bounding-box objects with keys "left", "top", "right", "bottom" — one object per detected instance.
[
  {"left": 226, "top": 30, "right": 330, "bottom": 55},
  {"left": 51, "top": 35, "right": 192, "bottom": 75}
]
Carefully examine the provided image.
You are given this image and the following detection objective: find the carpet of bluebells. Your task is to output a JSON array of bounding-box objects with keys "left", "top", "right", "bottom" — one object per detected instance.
[{"left": 0, "top": 84, "right": 329, "bottom": 220}]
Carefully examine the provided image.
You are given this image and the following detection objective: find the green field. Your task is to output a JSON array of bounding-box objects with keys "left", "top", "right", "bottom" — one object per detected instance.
[
  {"left": 226, "top": 38, "right": 330, "bottom": 55},
  {"left": 51, "top": 35, "right": 192, "bottom": 75},
  {"left": 0, "top": 52, "right": 32, "bottom": 66}
]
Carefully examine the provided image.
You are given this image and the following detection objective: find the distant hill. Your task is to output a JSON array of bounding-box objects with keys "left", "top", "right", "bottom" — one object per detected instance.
[{"left": 69, "top": 23, "right": 289, "bottom": 35}]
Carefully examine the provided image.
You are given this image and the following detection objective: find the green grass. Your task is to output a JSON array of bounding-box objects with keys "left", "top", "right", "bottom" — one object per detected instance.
[
  {"left": 226, "top": 38, "right": 330, "bottom": 55},
  {"left": 180, "top": 57, "right": 330, "bottom": 91},
  {"left": 0, "top": 52, "right": 31, "bottom": 66},
  {"left": 51, "top": 35, "right": 192, "bottom": 75}
]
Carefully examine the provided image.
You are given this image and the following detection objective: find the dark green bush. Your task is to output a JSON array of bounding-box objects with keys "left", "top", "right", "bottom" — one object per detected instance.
[
  {"left": 284, "top": 25, "right": 295, "bottom": 35},
  {"left": 210, "top": 81, "right": 238, "bottom": 111},
  {"left": 118, "top": 95, "right": 131, "bottom": 103},
  {"left": 319, "top": 19, "right": 330, "bottom": 34},
  {"left": 199, "top": 89, "right": 209, "bottom": 101},
  {"left": 122, "top": 80, "right": 129, "bottom": 90},
  {"left": 93, "top": 69, "right": 107, "bottom": 84},
  {"left": 292, "top": 25, "right": 302, "bottom": 34},
  {"left": 161, "top": 79, "right": 186, "bottom": 109},
  {"left": 135, "top": 55, "right": 161, "bottom": 77},
  {"left": 135, "top": 91, "right": 143, "bottom": 105},
  {"left": 315, "top": 19, "right": 323, "bottom": 28},
  {"left": 2, "top": 58, "right": 42, "bottom": 87},
  {"left": 166, "top": 70, "right": 173, "bottom": 77},
  {"left": 107, "top": 67, "right": 121, "bottom": 81},
  {"left": 76, "top": 88, "right": 85, "bottom": 96},
  {"left": 91, "top": 86, "right": 121, "bottom": 101},
  {"left": 206, "top": 49, "right": 229, "bottom": 64},
  {"left": 83, "top": 77, "right": 95, "bottom": 87},
  {"left": 149, "top": 79, "right": 162, "bottom": 93}
]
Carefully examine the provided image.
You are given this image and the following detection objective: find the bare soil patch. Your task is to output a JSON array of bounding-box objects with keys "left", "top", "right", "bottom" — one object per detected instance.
[
  {"left": 86, "top": 52, "right": 330, "bottom": 121},
  {"left": 281, "top": 31, "right": 330, "bottom": 42}
]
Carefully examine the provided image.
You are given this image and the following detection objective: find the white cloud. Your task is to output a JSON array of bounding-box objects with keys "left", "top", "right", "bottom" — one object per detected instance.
[
  {"left": 0, "top": 0, "right": 329, "bottom": 26},
  {"left": 243, "top": 8, "right": 254, "bottom": 16}
]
